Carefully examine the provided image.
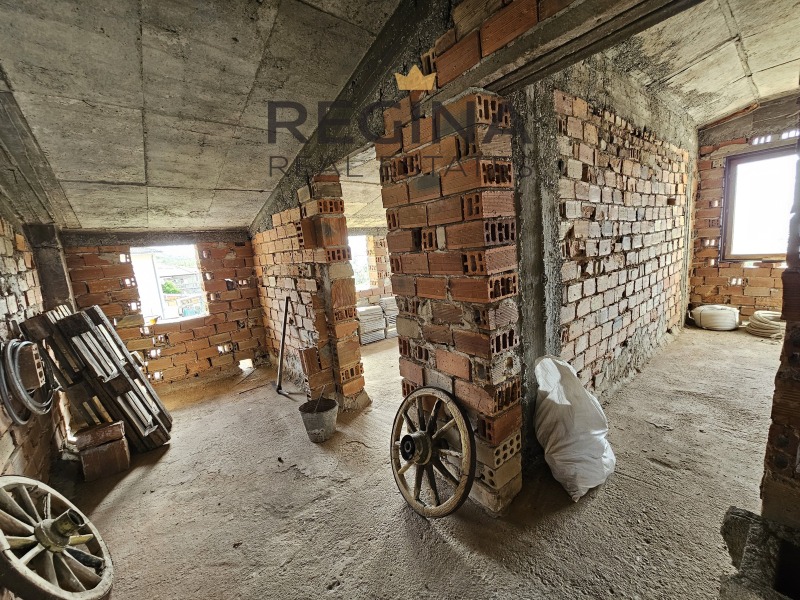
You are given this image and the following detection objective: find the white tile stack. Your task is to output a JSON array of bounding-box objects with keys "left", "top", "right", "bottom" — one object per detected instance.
[{"left": 357, "top": 305, "right": 386, "bottom": 344}]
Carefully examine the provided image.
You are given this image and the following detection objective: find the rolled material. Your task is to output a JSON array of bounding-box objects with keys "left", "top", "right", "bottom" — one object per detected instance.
[
  {"left": 745, "top": 310, "right": 785, "bottom": 339},
  {"left": 690, "top": 305, "right": 740, "bottom": 331}
]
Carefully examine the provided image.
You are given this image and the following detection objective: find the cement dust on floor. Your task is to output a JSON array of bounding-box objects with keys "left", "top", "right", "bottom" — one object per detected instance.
[{"left": 60, "top": 328, "right": 781, "bottom": 599}]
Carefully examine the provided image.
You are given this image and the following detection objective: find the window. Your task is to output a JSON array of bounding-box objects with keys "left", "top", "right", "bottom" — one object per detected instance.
[
  {"left": 724, "top": 147, "right": 798, "bottom": 260},
  {"left": 130, "top": 245, "right": 208, "bottom": 323},
  {"left": 349, "top": 235, "right": 371, "bottom": 291}
]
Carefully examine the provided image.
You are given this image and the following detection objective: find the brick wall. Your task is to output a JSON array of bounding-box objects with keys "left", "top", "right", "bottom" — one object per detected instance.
[
  {"left": 690, "top": 138, "right": 785, "bottom": 316},
  {"left": 0, "top": 217, "right": 63, "bottom": 480},
  {"left": 67, "top": 240, "right": 267, "bottom": 385},
  {"left": 554, "top": 90, "right": 690, "bottom": 389},
  {"left": 358, "top": 234, "right": 393, "bottom": 304},
  {"left": 253, "top": 176, "right": 369, "bottom": 409},
  {"left": 380, "top": 90, "right": 523, "bottom": 512}
]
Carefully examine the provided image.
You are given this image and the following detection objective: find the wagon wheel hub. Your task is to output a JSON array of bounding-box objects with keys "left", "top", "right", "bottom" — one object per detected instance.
[{"left": 400, "top": 431, "right": 433, "bottom": 465}]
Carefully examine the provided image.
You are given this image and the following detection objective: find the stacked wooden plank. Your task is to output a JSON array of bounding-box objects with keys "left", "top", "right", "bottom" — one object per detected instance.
[{"left": 20, "top": 305, "right": 172, "bottom": 453}]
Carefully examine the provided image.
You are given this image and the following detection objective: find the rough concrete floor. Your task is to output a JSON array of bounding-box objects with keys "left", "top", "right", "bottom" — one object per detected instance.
[{"left": 61, "top": 327, "right": 781, "bottom": 599}]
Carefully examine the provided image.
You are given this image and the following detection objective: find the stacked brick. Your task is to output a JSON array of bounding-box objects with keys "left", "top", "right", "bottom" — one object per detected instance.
[
  {"left": 690, "top": 138, "right": 785, "bottom": 317},
  {"left": 0, "top": 217, "right": 62, "bottom": 481},
  {"left": 419, "top": 0, "right": 576, "bottom": 90},
  {"left": 67, "top": 241, "right": 267, "bottom": 384},
  {"left": 379, "top": 91, "right": 523, "bottom": 512},
  {"left": 554, "top": 90, "right": 690, "bottom": 390},
  {"left": 253, "top": 175, "right": 368, "bottom": 410},
  {"left": 357, "top": 235, "right": 393, "bottom": 303}
]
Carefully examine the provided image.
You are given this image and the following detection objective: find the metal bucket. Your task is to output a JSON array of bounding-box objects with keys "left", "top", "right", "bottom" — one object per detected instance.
[{"left": 298, "top": 398, "right": 338, "bottom": 443}]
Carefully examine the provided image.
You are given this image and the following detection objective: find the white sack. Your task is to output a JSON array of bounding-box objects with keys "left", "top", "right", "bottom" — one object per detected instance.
[{"left": 534, "top": 355, "right": 616, "bottom": 501}]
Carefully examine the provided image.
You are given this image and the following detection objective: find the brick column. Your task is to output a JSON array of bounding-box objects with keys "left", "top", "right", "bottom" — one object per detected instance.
[
  {"left": 761, "top": 139, "right": 800, "bottom": 527},
  {"left": 254, "top": 175, "right": 369, "bottom": 410},
  {"left": 380, "top": 91, "right": 522, "bottom": 513}
]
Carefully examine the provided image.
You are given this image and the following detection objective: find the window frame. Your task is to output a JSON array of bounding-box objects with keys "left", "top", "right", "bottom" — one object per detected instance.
[{"left": 722, "top": 144, "right": 797, "bottom": 261}]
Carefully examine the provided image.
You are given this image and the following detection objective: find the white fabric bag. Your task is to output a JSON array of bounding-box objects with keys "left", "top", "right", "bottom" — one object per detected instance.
[{"left": 534, "top": 355, "right": 616, "bottom": 501}]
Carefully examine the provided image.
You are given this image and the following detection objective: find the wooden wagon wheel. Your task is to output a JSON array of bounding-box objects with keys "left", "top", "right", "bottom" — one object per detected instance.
[
  {"left": 0, "top": 476, "right": 113, "bottom": 600},
  {"left": 390, "top": 387, "right": 476, "bottom": 518}
]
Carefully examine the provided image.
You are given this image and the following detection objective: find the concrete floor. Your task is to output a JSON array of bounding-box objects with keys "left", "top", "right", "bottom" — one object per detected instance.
[{"left": 61, "top": 327, "right": 782, "bottom": 599}]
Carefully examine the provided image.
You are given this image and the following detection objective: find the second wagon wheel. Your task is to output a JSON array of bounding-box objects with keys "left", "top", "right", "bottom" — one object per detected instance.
[
  {"left": 0, "top": 476, "right": 113, "bottom": 600},
  {"left": 390, "top": 386, "right": 476, "bottom": 518}
]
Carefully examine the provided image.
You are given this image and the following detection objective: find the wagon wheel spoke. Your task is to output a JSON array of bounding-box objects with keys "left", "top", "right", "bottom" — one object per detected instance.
[
  {"left": 0, "top": 489, "right": 35, "bottom": 526},
  {"left": 416, "top": 397, "right": 426, "bottom": 432},
  {"left": 425, "top": 465, "right": 440, "bottom": 506},
  {"left": 432, "top": 418, "right": 456, "bottom": 441},
  {"left": 426, "top": 400, "right": 442, "bottom": 435},
  {"left": 20, "top": 543, "right": 45, "bottom": 566},
  {"left": 6, "top": 535, "right": 37, "bottom": 550},
  {"left": 42, "top": 492, "right": 52, "bottom": 520},
  {"left": 0, "top": 508, "right": 35, "bottom": 535},
  {"left": 69, "top": 533, "right": 96, "bottom": 547},
  {"left": 397, "top": 460, "right": 413, "bottom": 476},
  {"left": 439, "top": 448, "right": 462, "bottom": 459},
  {"left": 35, "top": 551, "right": 58, "bottom": 586},
  {"left": 54, "top": 553, "right": 86, "bottom": 592},
  {"left": 432, "top": 457, "right": 460, "bottom": 488},
  {"left": 62, "top": 551, "right": 103, "bottom": 586},
  {"left": 65, "top": 547, "right": 105, "bottom": 571},
  {"left": 402, "top": 409, "right": 417, "bottom": 433},
  {"left": 14, "top": 485, "right": 41, "bottom": 522},
  {"left": 413, "top": 465, "right": 424, "bottom": 501}
]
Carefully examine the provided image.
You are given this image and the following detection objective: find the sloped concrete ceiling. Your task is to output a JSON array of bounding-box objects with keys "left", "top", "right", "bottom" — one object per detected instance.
[
  {"left": 606, "top": 0, "right": 800, "bottom": 127},
  {"left": 0, "top": 0, "right": 400, "bottom": 230}
]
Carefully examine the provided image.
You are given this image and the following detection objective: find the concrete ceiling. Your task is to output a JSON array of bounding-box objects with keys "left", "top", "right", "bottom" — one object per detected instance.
[
  {"left": 606, "top": 0, "right": 800, "bottom": 126},
  {"left": 0, "top": 0, "right": 400, "bottom": 230}
]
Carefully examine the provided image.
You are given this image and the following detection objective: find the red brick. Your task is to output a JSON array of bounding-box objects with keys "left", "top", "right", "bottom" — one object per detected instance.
[
  {"left": 70, "top": 267, "right": 104, "bottom": 282},
  {"left": 416, "top": 277, "right": 447, "bottom": 299},
  {"left": 398, "top": 204, "right": 428, "bottom": 228},
  {"left": 407, "top": 172, "right": 442, "bottom": 202},
  {"left": 402, "top": 117, "right": 434, "bottom": 150},
  {"left": 387, "top": 230, "right": 418, "bottom": 253},
  {"left": 440, "top": 159, "right": 513, "bottom": 196},
  {"left": 401, "top": 253, "right": 429, "bottom": 275},
  {"left": 455, "top": 378, "right": 521, "bottom": 416},
  {"left": 330, "top": 278, "right": 356, "bottom": 308},
  {"left": 391, "top": 275, "right": 416, "bottom": 296},
  {"left": 480, "top": 0, "right": 537, "bottom": 56},
  {"left": 428, "top": 252, "right": 464, "bottom": 275},
  {"left": 101, "top": 263, "right": 135, "bottom": 278},
  {"left": 314, "top": 216, "right": 348, "bottom": 247},
  {"left": 383, "top": 96, "right": 413, "bottom": 134},
  {"left": 453, "top": 330, "right": 491, "bottom": 358},
  {"left": 435, "top": 349, "right": 470, "bottom": 379},
  {"left": 399, "top": 357, "right": 424, "bottom": 385},
  {"left": 427, "top": 196, "right": 463, "bottom": 225},
  {"left": 477, "top": 403, "right": 522, "bottom": 443},
  {"left": 422, "top": 324, "right": 453, "bottom": 345}
]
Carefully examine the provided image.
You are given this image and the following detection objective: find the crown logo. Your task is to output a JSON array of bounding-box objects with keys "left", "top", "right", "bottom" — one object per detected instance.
[{"left": 394, "top": 65, "right": 436, "bottom": 92}]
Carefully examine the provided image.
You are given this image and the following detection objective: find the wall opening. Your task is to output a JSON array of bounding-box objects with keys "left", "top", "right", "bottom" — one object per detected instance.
[
  {"left": 724, "top": 147, "right": 798, "bottom": 260},
  {"left": 130, "top": 245, "right": 208, "bottom": 324},
  {"left": 349, "top": 235, "right": 371, "bottom": 291}
]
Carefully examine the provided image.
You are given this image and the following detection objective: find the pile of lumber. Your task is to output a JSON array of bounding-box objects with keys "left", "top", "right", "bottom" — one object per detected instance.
[{"left": 21, "top": 305, "right": 172, "bottom": 452}]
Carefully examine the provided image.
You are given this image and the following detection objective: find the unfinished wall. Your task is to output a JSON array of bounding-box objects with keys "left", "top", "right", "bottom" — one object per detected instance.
[
  {"left": 0, "top": 217, "right": 63, "bottom": 480},
  {"left": 66, "top": 240, "right": 267, "bottom": 385},
  {"left": 688, "top": 97, "right": 800, "bottom": 316},
  {"left": 253, "top": 176, "right": 368, "bottom": 409},
  {"left": 520, "top": 55, "right": 697, "bottom": 393},
  {"left": 379, "top": 90, "right": 522, "bottom": 512},
  {"left": 358, "top": 234, "right": 393, "bottom": 304}
]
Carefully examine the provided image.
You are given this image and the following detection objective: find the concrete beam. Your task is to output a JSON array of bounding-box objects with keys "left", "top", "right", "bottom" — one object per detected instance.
[
  {"left": 60, "top": 228, "right": 250, "bottom": 248},
  {"left": 700, "top": 92, "right": 800, "bottom": 147},
  {"left": 252, "top": 0, "right": 702, "bottom": 230},
  {"left": 23, "top": 223, "right": 74, "bottom": 311}
]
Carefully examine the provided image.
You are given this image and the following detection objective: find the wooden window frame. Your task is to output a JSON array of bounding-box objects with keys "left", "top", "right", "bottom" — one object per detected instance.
[{"left": 722, "top": 145, "right": 797, "bottom": 261}]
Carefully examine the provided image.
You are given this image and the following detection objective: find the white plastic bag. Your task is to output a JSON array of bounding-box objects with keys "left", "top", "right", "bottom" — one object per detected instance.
[{"left": 534, "top": 355, "right": 616, "bottom": 501}]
